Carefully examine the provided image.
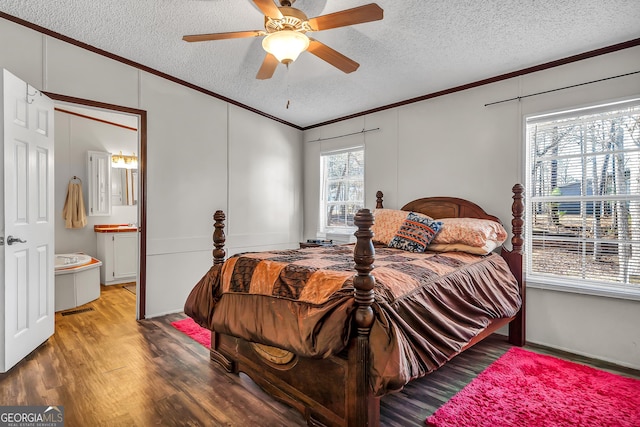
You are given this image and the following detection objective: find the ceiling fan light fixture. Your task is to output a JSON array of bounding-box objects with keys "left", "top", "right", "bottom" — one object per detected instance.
[{"left": 262, "top": 30, "right": 309, "bottom": 64}]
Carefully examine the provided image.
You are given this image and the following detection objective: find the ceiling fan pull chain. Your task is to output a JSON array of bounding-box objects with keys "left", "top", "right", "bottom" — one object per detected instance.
[{"left": 286, "top": 63, "right": 291, "bottom": 109}]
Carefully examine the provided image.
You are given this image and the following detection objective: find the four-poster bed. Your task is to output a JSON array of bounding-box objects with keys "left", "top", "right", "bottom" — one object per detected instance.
[{"left": 185, "top": 184, "right": 525, "bottom": 426}]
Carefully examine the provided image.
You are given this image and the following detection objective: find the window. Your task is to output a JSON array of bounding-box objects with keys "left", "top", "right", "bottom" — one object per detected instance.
[
  {"left": 525, "top": 99, "right": 640, "bottom": 298},
  {"left": 320, "top": 147, "right": 365, "bottom": 234}
]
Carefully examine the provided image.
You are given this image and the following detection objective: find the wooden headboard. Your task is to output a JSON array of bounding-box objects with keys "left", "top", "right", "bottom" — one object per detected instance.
[{"left": 375, "top": 191, "right": 502, "bottom": 223}]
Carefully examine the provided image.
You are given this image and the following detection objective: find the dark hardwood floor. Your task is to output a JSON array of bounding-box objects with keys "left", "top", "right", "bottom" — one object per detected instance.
[{"left": 1, "top": 285, "right": 638, "bottom": 426}]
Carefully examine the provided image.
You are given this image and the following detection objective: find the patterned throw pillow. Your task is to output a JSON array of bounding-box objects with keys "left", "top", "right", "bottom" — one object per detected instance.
[
  {"left": 371, "top": 209, "right": 412, "bottom": 245},
  {"left": 388, "top": 212, "right": 443, "bottom": 252}
]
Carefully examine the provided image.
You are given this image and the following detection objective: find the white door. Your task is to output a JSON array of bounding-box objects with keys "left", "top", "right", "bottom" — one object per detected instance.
[{"left": 1, "top": 69, "right": 55, "bottom": 373}]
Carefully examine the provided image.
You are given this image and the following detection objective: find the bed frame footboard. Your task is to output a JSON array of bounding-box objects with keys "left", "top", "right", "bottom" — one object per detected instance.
[{"left": 208, "top": 209, "right": 379, "bottom": 426}]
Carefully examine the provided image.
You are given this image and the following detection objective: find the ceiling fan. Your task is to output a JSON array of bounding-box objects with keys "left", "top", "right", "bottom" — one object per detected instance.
[{"left": 182, "top": 0, "right": 383, "bottom": 80}]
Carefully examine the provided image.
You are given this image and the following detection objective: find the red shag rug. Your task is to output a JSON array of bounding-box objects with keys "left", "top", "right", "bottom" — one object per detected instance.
[
  {"left": 171, "top": 317, "right": 211, "bottom": 348},
  {"left": 427, "top": 347, "right": 640, "bottom": 427}
]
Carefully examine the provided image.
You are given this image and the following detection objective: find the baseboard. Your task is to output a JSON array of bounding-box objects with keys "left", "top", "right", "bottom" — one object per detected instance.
[
  {"left": 525, "top": 339, "right": 640, "bottom": 374},
  {"left": 145, "top": 308, "right": 184, "bottom": 319}
]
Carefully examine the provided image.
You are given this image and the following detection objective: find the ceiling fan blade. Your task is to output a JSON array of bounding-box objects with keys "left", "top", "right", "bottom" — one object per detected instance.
[
  {"left": 253, "top": 0, "right": 283, "bottom": 19},
  {"left": 183, "top": 30, "right": 263, "bottom": 42},
  {"left": 308, "top": 3, "right": 383, "bottom": 31},
  {"left": 307, "top": 39, "right": 359, "bottom": 74},
  {"left": 256, "top": 53, "right": 279, "bottom": 80}
]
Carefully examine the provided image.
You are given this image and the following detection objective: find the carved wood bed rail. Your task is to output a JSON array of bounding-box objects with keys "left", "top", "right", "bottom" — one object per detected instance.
[{"left": 204, "top": 184, "right": 525, "bottom": 426}]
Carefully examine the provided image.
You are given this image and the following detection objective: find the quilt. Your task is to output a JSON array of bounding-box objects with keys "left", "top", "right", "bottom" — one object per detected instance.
[{"left": 185, "top": 244, "right": 521, "bottom": 395}]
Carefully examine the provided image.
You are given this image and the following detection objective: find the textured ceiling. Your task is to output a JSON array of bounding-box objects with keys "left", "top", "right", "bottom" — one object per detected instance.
[{"left": 2, "top": 0, "right": 639, "bottom": 128}]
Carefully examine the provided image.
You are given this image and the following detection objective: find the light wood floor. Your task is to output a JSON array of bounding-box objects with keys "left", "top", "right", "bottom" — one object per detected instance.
[{"left": 1, "top": 285, "right": 638, "bottom": 426}]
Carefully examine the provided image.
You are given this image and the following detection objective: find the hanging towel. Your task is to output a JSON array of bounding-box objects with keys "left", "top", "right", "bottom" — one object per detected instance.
[{"left": 62, "top": 181, "right": 87, "bottom": 229}]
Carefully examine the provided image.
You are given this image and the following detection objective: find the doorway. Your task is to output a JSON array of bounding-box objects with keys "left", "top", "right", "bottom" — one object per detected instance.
[{"left": 47, "top": 92, "right": 148, "bottom": 319}]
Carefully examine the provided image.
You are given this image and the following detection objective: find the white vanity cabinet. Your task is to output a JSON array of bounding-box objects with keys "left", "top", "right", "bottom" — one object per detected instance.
[{"left": 96, "top": 230, "right": 138, "bottom": 285}]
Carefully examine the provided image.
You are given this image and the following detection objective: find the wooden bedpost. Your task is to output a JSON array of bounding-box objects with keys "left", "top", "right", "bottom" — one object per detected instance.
[
  {"left": 209, "top": 210, "right": 235, "bottom": 372},
  {"left": 213, "top": 210, "right": 226, "bottom": 265},
  {"left": 375, "top": 191, "right": 384, "bottom": 209},
  {"left": 506, "top": 184, "right": 526, "bottom": 347},
  {"left": 510, "top": 184, "right": 524, "bottom": 254},
  {"left": 348, "top": 209, "right": 380, "bottom": 426}
]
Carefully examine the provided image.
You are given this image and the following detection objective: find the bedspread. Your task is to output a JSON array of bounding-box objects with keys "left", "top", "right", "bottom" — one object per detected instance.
[{"left": 185, "top": 244, "right": 521, "bottom": 395}]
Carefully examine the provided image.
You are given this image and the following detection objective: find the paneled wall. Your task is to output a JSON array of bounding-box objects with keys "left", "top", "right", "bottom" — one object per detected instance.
[
  {"left": 303, "top": 46, "right": 640, "bottom": 369},
  {"left": 0, "top": 17, "right": 303, "bottom": 318},
  {"left": 227, "top": 105, "right": 303, "bottom": 254}
]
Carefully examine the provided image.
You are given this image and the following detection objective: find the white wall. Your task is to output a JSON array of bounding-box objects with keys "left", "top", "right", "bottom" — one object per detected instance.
[
  {"left": 0, "top": 17, "right": 304, "bottom": 318},
  {"left": 54, "top": 109, "right": 138, "bottom": 257},
  {"left": 303, "top": 46, "right": 640, "bottom": 369},
  {"left": 140, "top": 71, "right": 228, "bottom": 316},
  {"left": 227, "top": 105, "right": 303, "bottom": 255}
]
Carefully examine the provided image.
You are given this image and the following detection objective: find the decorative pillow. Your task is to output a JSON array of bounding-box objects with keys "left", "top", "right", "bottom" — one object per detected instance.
[
  {"left": 371, "top": 209, "right": 412, "bottom": 245},
  {"left": 431, "top": 218, "right": 507, "bottom": 248},
  {"left": 388, "top": 212, "right": 443, "bottom": 252},
  {"left": 427, "top": 240, "right": 499, "bottom": 256}
]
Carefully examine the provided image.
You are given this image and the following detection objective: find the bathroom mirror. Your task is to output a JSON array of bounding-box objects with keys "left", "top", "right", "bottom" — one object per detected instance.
[{"left": 111, "top": 168, "right": 138, "bottom": 206}]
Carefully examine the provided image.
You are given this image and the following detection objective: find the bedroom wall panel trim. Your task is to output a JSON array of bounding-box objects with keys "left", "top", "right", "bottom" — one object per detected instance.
[
  {"left": 146, "top": 237, "right": 217, "bottom": 257},
  {"left": 226, "top": 232, "right": 294, "bottom": 248}
]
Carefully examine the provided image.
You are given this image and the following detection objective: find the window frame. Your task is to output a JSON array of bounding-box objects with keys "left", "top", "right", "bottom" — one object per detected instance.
[
  {"left": 524, "top": 97, "right": 640, "bottom": 301},
  {"left": 319, "top": 146, "right": 365, "bottom": 235}
]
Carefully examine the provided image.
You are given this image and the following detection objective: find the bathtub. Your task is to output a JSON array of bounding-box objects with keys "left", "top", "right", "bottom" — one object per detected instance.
[{"left": 55, "top": 253, "right": 102, "bottom": 312}]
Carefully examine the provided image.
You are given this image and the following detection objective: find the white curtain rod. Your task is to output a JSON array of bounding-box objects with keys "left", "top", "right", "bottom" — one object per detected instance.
[
  {"left": 306, "top": 127, "right": 380, "bottom": 143},
  {"left": 484, "top": 70, "right": 640, "bottom": 107}
]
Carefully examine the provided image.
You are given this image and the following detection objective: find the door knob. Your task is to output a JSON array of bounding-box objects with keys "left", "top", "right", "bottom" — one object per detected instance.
[{"left": 7, "top": 235, "right": 27, "bottom": 245}]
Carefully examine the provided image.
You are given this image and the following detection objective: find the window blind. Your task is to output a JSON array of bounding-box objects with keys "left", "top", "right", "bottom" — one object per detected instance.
[{"left": 525, "top": 99, "right": 640, "bottom": 293}]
